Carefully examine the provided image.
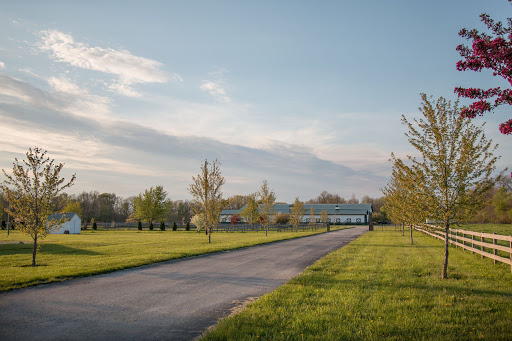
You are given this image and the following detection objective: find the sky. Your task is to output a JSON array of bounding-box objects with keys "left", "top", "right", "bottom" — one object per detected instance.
[{"left": 0, "top": 0, "right": 511, "bottom": 203}]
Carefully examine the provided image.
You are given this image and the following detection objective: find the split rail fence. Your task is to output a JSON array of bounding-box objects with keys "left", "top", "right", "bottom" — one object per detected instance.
[{"left": 413, "top": 225, "right": 512, "bottom": 272}]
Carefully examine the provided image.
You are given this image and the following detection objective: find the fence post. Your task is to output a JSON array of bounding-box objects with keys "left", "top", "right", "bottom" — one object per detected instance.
[
  {"left": 493, "top": 233, "right": 498, "bottom": 264},
  {"left": 510, "top": 238, "right": 512, "bottom": 273},
  {"left": 481, "top": 236, "right": 485, "bottom": 259},
  {"left": 471, "top": 235, "right": 475, "bottom": 254}
]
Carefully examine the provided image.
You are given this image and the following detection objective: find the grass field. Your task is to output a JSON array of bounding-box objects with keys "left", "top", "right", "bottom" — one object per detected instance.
[
  {"left": 0, "top": 226, "right": 345, "bottom": 292},
  {"left": 462, "top": 223, "right": 512, "bottom": 235},
  {"left": 202, "top": 226, "right": 512, "bottom": 340}
]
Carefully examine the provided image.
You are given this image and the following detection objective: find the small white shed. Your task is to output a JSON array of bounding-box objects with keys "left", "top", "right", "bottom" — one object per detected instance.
[{"left": 48, "top": 213, "right": 81, "bottom": 234}]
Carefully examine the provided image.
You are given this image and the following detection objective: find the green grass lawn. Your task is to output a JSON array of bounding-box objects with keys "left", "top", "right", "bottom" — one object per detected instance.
[
  {"left": 461, "top": 223, "right": 512, "bottom": 235},
  {"left": 202, "top": 226, "right": 512, "bottom": 341},
  {"left": 0, "top": 226, "right": 347, "bottom": 292}
]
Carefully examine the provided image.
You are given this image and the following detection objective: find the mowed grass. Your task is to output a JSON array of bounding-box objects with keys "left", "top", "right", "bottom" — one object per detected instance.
[
  {"left": 0, "top": 227, "right": 344, "bottom": 292},
  {"left": 462, "top": 223, "right": 512, "bottom": 235},
  {"left": 202, "top": 227, "right": 512, "bottom": 340}
]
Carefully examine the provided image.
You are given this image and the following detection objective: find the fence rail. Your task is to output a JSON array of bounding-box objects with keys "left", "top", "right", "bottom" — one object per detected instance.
[{"left": 413, "top": 225, "right": 512, "bottom": 272}]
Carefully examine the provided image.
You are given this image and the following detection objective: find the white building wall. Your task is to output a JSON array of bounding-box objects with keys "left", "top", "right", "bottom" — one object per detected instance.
[{"left": 51, "top": 216, "right": 81, "bottom": 234}]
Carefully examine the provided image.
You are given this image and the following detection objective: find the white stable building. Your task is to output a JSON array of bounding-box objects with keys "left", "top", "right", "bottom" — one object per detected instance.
[
  {"left": 220, "top": 203, "right": 373, "bottom": 224},
  {"left": 47, "top": 213, "right": 81, "bottom": 234}
]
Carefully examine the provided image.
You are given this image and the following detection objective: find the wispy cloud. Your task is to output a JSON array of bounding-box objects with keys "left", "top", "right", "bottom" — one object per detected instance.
[
  {"left": 200, "top": 80, "right": 231, "bottom": 103},
  {"left": 0, "top": 74, "right": 386, "bottom": 200},
  {"left": 38, "top": 30, "right": 180, "bottom": 97},
  {"left": 0, "top": 61, "right": 5, "bottom": 69}
]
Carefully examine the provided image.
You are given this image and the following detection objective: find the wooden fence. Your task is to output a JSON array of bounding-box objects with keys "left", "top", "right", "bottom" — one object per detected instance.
[{"left": 413, "top": 225, "right": 512, "bottom": 272}]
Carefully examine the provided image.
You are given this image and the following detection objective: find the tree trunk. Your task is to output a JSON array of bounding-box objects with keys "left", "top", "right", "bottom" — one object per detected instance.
[
  {"left": 208, "top": 227, "right": 211, "bottom": 244},
  {"left": 442, "top": 223, "right": 449, "bottom": 279},
  {"left": 32, "top": 235, "right": 38, "bottom": 267},
  {"left": 402, "top": 223, "right": 405, "bottom": 236},
  {"left": 265, "top": 226, "right": 268, "bottom": 237},
  {"left": 410, "top": 224, "right": 413, "bottom": 245}
]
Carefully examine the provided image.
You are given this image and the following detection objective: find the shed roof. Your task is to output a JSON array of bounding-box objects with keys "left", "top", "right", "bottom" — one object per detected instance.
[{"left": 48, "top": 213, "right": 80, "bottom": 220}]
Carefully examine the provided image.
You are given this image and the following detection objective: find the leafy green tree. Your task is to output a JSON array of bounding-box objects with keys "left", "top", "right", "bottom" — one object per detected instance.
[
  {"left": 258, "top": 180, "right": 276, "bottom": 236},
  {"left": 492, "top": 187, "right": 512, "bottom": 223},
  {"left": 160, "top": 221, "right": 165, "bottom": 231},
  {"left": 188, "top": 160, "right": 225, "bottom": 243},
  {"left": 289, "top": 198, "right": 305, "bottom": 229},
  {"left": 172, "top": 221, "right": 177, "bottom": 231},
  {"left": 1, "top": 147, "right": 75, "bottom": 266},
  {"left": 396, "top": 94, "right": 499, "bottom": 278},
  {"left": 240, "top": 197, "right": 259, "bottom": 225},
  {"left": 131, "top": 186, "right": 171, "bottom": 225},
  {"left": 62, "top": 199, "right": 82, "bottom": 217},
  {"left": 137, "top": 221, "right": 142, "bottom": 231}
]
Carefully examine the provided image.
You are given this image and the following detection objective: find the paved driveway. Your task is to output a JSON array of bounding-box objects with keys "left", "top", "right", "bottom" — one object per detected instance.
[{"left": 0, "top": 226, "right": 367, "bottom": 341}]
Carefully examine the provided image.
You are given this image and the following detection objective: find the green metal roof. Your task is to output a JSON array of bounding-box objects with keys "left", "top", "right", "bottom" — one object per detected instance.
[{"left": 221, "top": 203, "right": 372, "bottom": 216}]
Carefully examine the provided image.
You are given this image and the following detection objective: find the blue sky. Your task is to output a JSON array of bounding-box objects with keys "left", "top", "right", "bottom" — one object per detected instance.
[{"left": 0, "top": 0, "right": 511, "bottom": 202}]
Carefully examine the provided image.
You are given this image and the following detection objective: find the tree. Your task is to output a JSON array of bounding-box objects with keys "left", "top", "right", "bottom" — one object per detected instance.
[
  {"left": 188, "top": 159, "right": 226, "bottom": 243},
  {"left": 1, "top": 147, "right": 75, "bottom": 266},
  {"left": 320, "top": 210, "right": 329, "bottom": 225},
  {"left": 224, "top": 195, "right": 254, "bottom": 210},
  {"left": 492, "top": 187, "right": 512, "bottom": 222},
  {"left": 347, "top": 194, "right": 359, "bottom": 204},
  {"left": 131, "top": 186, "right": 171, "bottom": 225},
  {"left": 289, "top": 197, "right": 305, "bottom": 230},
  {"left": 309, "top": 206, "right": 316, "bottom": 225},
  {"left": 62, "top": 199, "right": 82, "bottom": 217},
  {"left": 191, "top": 213, "right": 206, "bottom": 232},
  {"left": 398, "top": 94, "right": 499, "bottom": 278},
  {"left": 240, "top": 196, "right": 259, "bottom": 225},
  {"left": 455, "top": 1, "right": 512, "bottom": 135},
  {"left": 307, "top": 191, "right": 345, "bottom": 204},
  {"left": 258, "top": 180, "right": 276, "bottom": 236}
]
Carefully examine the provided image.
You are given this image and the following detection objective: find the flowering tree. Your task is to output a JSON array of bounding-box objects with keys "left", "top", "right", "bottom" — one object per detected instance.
[{"left": 454, "top": 1, "right": 512, "bottom": 134}]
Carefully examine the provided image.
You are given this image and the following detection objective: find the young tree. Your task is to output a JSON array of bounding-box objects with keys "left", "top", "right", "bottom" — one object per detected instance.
[
  {"left": 240, "top": 197, "right": 259, "bottom": 225},
  {"left": 131, "top": 186, "right": 171, "bottom": 225},
  {"left": 258, "top": 180, "right": 276, "bottom": 236},
  {"left": 1, "top": 147, "right": 76, "bottom": 266},
  {"left": 309, "top": 206, "right": 316, "bottom": 226},
  {"left": 289, "top": 197, "right": 305, "bottom": 230},
  {"left": 400, "top": 94, "right": 499, "bottom": 278},
  {"left": 188, "top": 159, "right": 225, "bottom": 243},
  {"left": 455, "top": 1, "right": 512, "bottom": 135},
  {"left": 320, "top": 210, "right": 329, "bottom": 225}
]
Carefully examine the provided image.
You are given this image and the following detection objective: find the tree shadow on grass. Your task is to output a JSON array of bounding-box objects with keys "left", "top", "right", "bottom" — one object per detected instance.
[{"left": 0, "top": 244, "right": 101, "bottom": 256}]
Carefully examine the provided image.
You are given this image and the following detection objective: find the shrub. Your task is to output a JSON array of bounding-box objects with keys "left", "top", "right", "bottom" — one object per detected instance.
[
  {"left": 230, "top": 214, "right": 241, "bottom": 225},
  {"left": 275, "top": 213, "right": 290, "bottom": 224},
  {"left": 149, "top": 222, "right": 154, "bottom": 231},
  {"left": 185, "top": 222, "right": 190, "bottom": 231},
  {"left": 137, "top": 221, "right": 142, "bottom": 231},
  {"left": 160, "top": 221, "right": 165, "bottom": 231},
  {"left": 1, "top": 220, "right": 5, "bottom": 230},
  {"left": 172, "top": 222, "right": 177, "bottom": 231},
  {"left": 92, "top": 222, "right": 97, "bottom": 230}
]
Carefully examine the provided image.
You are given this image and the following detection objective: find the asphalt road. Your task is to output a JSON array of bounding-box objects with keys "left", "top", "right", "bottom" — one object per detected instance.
[{"left": 0, "top": 226, "right": 367, "bottom": 341}]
